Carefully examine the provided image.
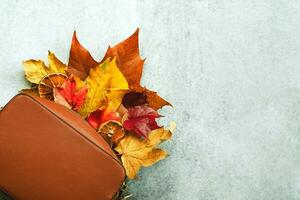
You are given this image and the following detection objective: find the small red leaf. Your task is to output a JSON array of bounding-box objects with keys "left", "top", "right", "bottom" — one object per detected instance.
[
  {"left": 123, "top": 105, "right": 161, "bottom": 139},
  {"left": 58, "top": 75, "right": 88, "bottom": 111},
  {"left": 72, "top": 86, "right": 88, "bottom": 111}
]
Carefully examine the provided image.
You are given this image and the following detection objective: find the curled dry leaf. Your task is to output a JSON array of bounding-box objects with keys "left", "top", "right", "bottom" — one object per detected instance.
[
  {"left": 101, "top": 29, "right": 171, "bottom": 110},
  {"left": 79, "top": 58, "right": 129, "bottom": 118},
  {"left": 123, "top": 105, "right": 161, "bottom": 139},
  {"left": 23, "top": 51, "right": 67, "bottom": 84},
  {"left": 67, "top": 31, "right": 98, "bottom": 80},
  {"left": 115, "top": 127, "right": 173, "bottom": 179}
]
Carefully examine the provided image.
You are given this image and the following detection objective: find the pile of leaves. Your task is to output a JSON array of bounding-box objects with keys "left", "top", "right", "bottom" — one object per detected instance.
[{"left": 21, "top": 29, "right": 175, "bottom": 183}]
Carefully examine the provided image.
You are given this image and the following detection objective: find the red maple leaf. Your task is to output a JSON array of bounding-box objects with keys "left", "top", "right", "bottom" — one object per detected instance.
[
  {"left": 57, "top": 75, "right": 88, "bottom": 111},
  {"left": 123, "top": 105, "right": 161, "bottom": 139}
]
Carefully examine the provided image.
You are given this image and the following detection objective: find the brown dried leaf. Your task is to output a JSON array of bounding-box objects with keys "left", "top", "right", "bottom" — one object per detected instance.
[
  {"left": 101, "top": 29, "right": 143, "bottom": 88},
  {"left": 135, "top": 87, "right": 171, "bottom": 110},
  {"left": 101, "top": 29, "right": 171, "bottom": 110},
  {"left": 67, "top": 31, "right": 98, "bottom": 80}
]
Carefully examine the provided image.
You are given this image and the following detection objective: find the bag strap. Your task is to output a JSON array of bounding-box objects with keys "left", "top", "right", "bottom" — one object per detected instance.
[{"left": 0, "top": 190, "right": 13, "bottom": 200}]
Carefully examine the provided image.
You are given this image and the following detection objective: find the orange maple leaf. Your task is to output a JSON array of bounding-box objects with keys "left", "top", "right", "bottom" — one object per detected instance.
[
  {"left": 101, "top": 29, "right": 171, "bottom": 110},
  {"left": 67, "top": 31, "right": 98, "bottom": 80},
  {"left": 101, "top": 29, "right": 144, "bottom": 88}
]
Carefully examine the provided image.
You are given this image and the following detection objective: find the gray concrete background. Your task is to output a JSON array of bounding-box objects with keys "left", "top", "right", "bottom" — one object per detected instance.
[{"left": 0, "top": 0, "right": 300, "bottom": 199}]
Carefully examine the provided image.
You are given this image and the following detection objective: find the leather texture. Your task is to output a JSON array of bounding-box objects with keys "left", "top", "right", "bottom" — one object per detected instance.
[{"left": 0, "top": 94, "right": 125, "bottom": 200}]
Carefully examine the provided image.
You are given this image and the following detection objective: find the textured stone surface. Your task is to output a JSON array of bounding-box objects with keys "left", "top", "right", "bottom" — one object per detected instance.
[{"left": 0, "top": 0, "right": 300, "bottom": 199}]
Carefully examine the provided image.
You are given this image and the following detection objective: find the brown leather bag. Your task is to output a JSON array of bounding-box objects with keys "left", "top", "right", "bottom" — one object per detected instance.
[{"left": 0, "top": 94, "right": 125, "bottom": 200}]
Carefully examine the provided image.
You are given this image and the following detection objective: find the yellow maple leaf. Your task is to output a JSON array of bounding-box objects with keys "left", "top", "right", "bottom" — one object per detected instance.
[
  {"left": 79, "top": 57, "right": 129, "bottom": 118},
  {"left": 115, "top": 126, "right": 174, "bottom": 179},
  {"left": 23, "top": 51, "right": 67, "bottom": 84},
  {"left": 47, "top": 51, "right": 67, "bottom": 74}
]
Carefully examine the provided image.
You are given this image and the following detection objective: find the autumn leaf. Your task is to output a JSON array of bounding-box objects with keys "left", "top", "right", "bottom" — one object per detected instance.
[
  {"left": 115, "top": 126, "right": 173, "bottom": 179},
  {"left": 23, "top": 60, "right": 48, "bottom": 84},
  {"left": 137, "top": 87, "right": 172, "bottom": 110},
  {"left": 23, "top": 51, "right": 67, "bottom": 84},
  {"left": 123, "top": 105, "right": 161, "bottom": 138},
  {"left": 122, "top": 88, "right": 171, "bottom": 110},
  {"left": 101, "top": 29, "right": 144, "bottom": 88},
  {"left": 72, "top": 88, "right": 88, "bottom": 110},
  {"left": 78, "top": 58, "right": 129, "bottom": 118},
  {"left": 67, "top": 31, "right": 98, "bottom": 80},
  {"left": 48, "top": 51, "right": 67, "bottom": 74},
  {"left": 101, "top": 28, "right": 171, "bottom": 110},
  {"left": 55, "top": 75, "right": 88, "bottom": 111}
]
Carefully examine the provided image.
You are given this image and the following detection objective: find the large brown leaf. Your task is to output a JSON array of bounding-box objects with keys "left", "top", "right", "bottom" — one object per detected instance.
[
  {"left": 101, "top": 29, "right": 143, "bottom": 88},
  {"left": 101, "top": 29, "right": 171, "bottom": 110},
  {"left": 67, "top": 31, "right": 98, "bottom": 80}
]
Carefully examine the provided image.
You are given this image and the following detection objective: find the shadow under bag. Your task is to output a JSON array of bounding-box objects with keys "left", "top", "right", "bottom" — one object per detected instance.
[{"left": 0, "top": 94, "right": 125, "bottom": 200}]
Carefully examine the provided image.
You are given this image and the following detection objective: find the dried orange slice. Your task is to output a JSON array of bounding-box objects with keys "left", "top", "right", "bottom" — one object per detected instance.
[
  {"left": 98, "top": 120, "right": 125, "bottom": 146},
  {"left": 38, "top": 73, "right": 68, "bottom": 100}
]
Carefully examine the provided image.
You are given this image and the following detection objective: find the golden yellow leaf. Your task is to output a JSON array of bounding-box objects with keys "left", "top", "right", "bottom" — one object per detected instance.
[
  {"left": 79, "top": 57, "right": 129, "bottom": 118},
  {"left": 73, "top": 74, "right": 86, "bottom": 90},
  {"left": 23, "top": 60, "right": 49, "bottom": 84},
  {"left": 48, "top": 51, "right": 67, "bottom": 74},
  {"left": 23, "top": 52, "right": 67, "bottom": 84},
  {"left": 115, "top": 127, "right": 173, "bottom": 179}
]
